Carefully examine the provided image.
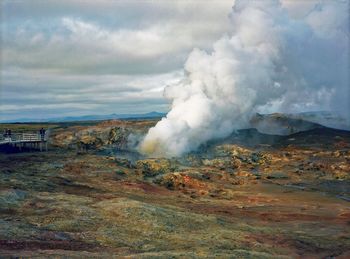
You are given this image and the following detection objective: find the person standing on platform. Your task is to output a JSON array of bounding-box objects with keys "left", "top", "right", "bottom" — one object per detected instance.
[
  {"left": 40, "top": 128, "right": 46, "bottom": 141},
  {"left": 7, "top": 129, "right": 12, "bottom": 139}
]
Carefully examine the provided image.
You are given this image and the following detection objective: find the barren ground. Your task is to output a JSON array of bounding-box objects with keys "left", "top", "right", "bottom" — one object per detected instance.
[{"left": 0, "top": 119, "right": 349, "bottom": 258}]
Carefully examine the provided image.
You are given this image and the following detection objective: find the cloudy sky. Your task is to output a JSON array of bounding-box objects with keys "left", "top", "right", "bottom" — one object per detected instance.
[
  {"left": 1, "top": 0, "right": 348, "bottom": 122},
  {"left": 0, "top": 0, "right": 235, "bottom": 121}
]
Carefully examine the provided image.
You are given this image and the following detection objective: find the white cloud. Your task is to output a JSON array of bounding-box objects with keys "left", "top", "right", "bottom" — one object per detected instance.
[
  {"left": 1, "top": 0, "right": 233, "bottom": 120},
  {"left": 2, "top": 1, "right": 233, "bottom": 74}
]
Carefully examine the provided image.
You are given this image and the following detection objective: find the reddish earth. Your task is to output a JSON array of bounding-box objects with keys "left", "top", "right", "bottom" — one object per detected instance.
[{"left": 0, "top": 120, "right": 349, "bottom": 257}]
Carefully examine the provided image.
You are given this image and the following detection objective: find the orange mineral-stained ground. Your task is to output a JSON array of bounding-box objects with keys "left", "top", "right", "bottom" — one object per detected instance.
[{"left": 0, "top": 119, "right": 349, "bottom": 258}]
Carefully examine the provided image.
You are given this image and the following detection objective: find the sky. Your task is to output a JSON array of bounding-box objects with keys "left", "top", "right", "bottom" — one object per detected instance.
[
  {"left": 0, "top": 0, "right": 348, "bottom": 122},
  {"left": 0, "top": 0, "right": 234, "bottom": 121}
]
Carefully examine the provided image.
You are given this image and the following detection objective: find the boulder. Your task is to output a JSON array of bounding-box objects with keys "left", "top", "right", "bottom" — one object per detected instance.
[
  {"left": 156, "top": 172, "right": 208, "bottom": 190},
  {"left": 202, "top": 158, "right": 232, "bottom": 170},
  {"left": 107, "top": 127, "right": 129, "bottom": 148},
  {"left": 115, "top": 158, "right": 133, "bottom": 168},
  {"left": 136, "top": 159, "right": 177, "bottom": 177}
]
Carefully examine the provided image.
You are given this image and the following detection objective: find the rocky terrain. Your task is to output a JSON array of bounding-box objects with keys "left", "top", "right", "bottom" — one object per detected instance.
[{"left": 0, "top": 118, "right": 350, "bottom": 258}]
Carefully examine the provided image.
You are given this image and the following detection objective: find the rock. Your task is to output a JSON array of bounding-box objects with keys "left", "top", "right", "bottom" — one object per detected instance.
[
  {"left": 155, "top": 172, "right": 208, "bottom": 190},
  {"left": 331, "top": 170, "right": 349, "bottom": 180},
  {"left": 230, "top": 178, "right": 247, "bottom": 185},
  {"left": 231, "top": 157, "right": 242, "bottom": 169},
  {"left": 0, "top": 189, "right": 28, "bottom": 210},
  {"left": 114, "top": 170, "right": 126, "bottom": 180},
  {"left": 182, "top": 155, "right": 203, "bottom": 167},
  {"left": 115, "top": 158, "right": 133, "bottom": 168},
  {"left": 215, "top": 145, "right": 271, "bottom": 167},
  {"left": 229, "top": 170, "right": 256, "bottom": 185},
  {"left": 107, "top": 127, "right": 129, "bottom": 148},
  {"left": 235, "top": 171, "right": 254, "bottom": 177},
  {"left": 209, "top": 188, "right": 229, "bottom": 197},
  {"left": 185, "top": 171, "right": 211, "bottom": 181},
  {"left": 136, "top": 159, "right": 177, "bottom": 177},
  {"left": 333, "top": 150, "right": 341, "bottom": 157},
  {"left": 77, "top": 135, "right": 104, "bottom": 151},
  {"left": 202, "top": 158, "right": 232, "bottom": 170},
  {"left": 266, "top": 172, "right": 289, "bottom": 179},
  {"left": 51, "top": 124, "right": 133, "bottom": 151},
  {"left": 251, "top": 152, "right": 272, "bottom": 165}
]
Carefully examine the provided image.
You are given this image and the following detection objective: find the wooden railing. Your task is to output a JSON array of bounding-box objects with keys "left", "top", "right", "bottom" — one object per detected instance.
[{"left": 0, "top": 132, "right": 48, "bottom": 144}]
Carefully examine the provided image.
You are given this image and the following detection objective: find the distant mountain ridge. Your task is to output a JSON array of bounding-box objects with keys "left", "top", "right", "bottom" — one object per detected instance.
[
  {"left": 2, "top": 111, "right": 349, "bottom": 133},
  {"left": 0, "top": 112, "right": 166, "bottom": 123}
]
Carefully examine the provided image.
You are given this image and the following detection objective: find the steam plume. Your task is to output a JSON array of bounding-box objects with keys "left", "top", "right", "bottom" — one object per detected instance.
[{"left": 140, "top": 0, "right": 349, "bottom": 157}]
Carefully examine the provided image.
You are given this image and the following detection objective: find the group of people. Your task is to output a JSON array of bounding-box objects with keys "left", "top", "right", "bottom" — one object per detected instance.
[{"left": 2, "top": 128, "right": 46, "bottom": 140}]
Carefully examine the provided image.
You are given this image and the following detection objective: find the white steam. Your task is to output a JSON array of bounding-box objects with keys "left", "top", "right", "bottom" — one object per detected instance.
[{"left": 140, "top": 0, "right": 349, "bottom": 157}]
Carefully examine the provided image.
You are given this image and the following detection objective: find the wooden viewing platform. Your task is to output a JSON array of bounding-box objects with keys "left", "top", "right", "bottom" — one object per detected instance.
[{"left": 0, "top": 132, "right": 48, "bottom": 151}]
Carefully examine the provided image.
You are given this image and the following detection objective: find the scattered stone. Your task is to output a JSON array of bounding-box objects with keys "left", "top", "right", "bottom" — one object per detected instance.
[
  {"left": 115, "top": 158, "right": 133, "bottom": 168},
  {"left": 107, "top": 127, "right": 129, "bottom": 148},
  {"left": 202, "top": 158, "right": 232, "bottom": 170},
  {"left": 266, "top": 172, "right": 289, "bottom": 180},
  {"left": 0, "top": 189, "right": 28, "bottom": 210},
  {"left": 136, "top": 158, "right": 177, "bottom": 177},
  {"left": 155, "top": 172, "right": 208, "bottom": 191}
]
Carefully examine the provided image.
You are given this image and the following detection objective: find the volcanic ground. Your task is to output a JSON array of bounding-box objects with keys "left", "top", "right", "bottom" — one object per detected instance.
[{"left": 0, "top": 116, "right": 349, "bottom": 258}]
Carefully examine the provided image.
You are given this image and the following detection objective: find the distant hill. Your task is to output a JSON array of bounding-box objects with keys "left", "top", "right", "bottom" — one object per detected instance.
[
  {"left": 250, "top": 113, "right": 322, "bottom": 135},
  {"left": 0, "top": 112, "right": 166, "bottom": 123},
  {"left": 291, "top": 111, "right": 350, "bottom": 131},
  {"left": 250, "top": 111, "right": 350, "bottom": 135}
]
